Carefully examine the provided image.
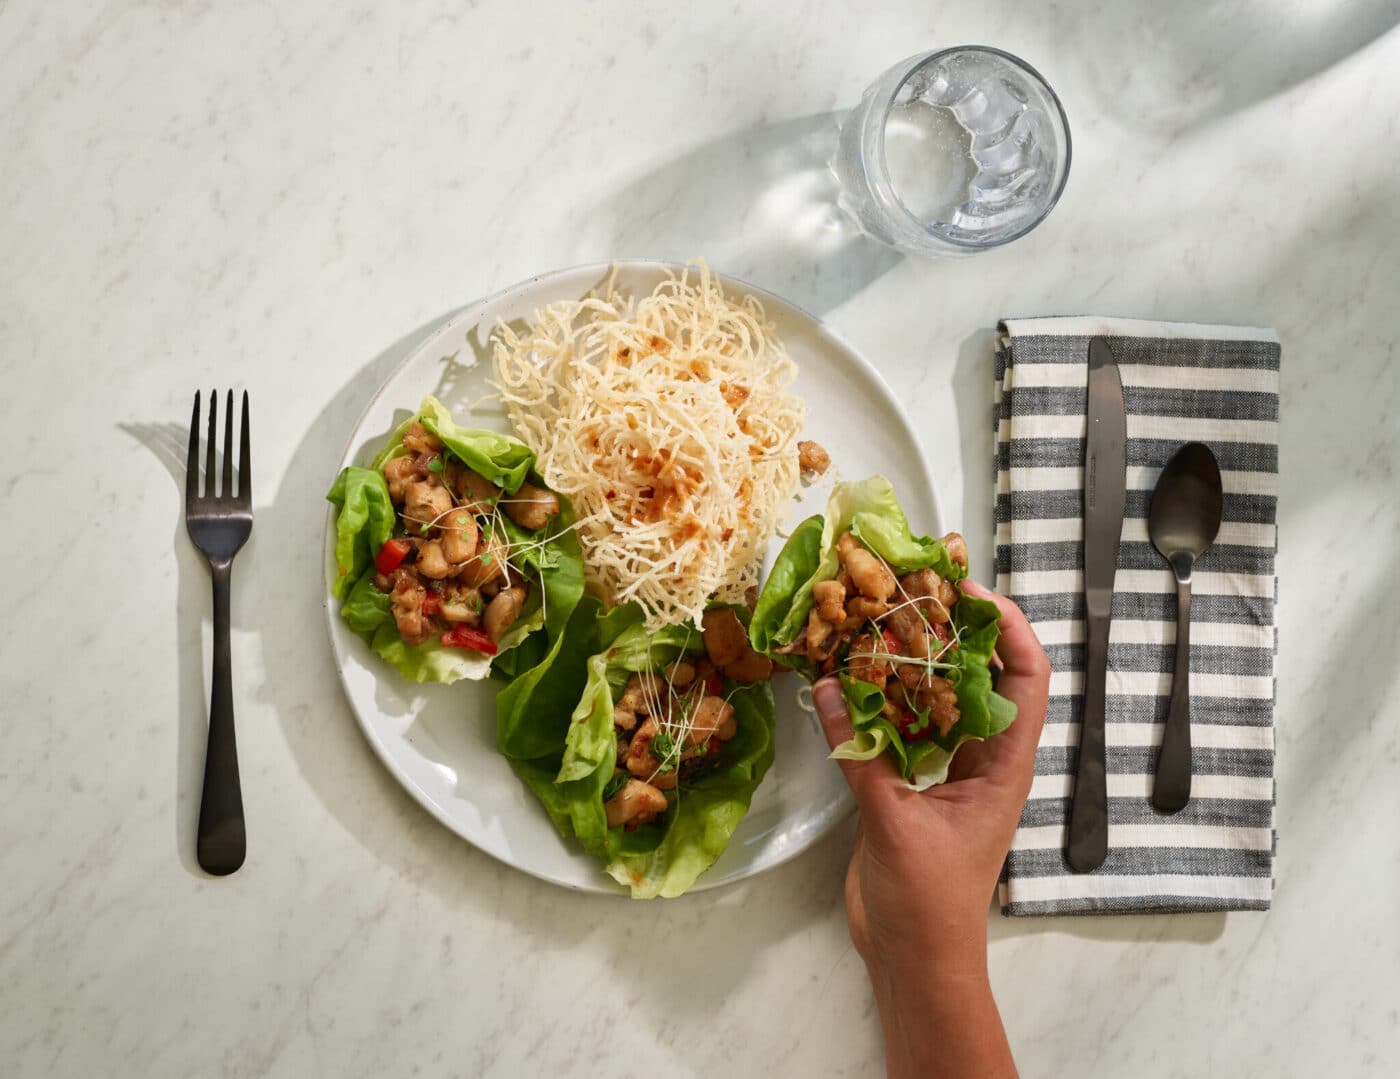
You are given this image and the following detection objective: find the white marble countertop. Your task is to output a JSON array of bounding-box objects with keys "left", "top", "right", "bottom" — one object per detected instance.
[{"left": 4, "top": 2, "right": 1398, "bottom": 1076}]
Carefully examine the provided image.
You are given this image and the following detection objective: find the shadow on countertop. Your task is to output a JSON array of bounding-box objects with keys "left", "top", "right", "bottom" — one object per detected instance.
[
  {"left": 599, "top": 111, "right": 901, "bottom": 317},
  {"left": 1053, "top": 0, "right": 1400, "bottom": 136}
]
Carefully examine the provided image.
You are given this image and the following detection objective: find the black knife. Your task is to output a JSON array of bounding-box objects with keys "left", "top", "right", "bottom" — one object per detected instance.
[{"left": 1067, "top": 337, "right": 1127, "bottom": 874}]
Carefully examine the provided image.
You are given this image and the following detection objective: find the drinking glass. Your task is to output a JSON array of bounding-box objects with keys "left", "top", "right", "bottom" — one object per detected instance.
[{"left": 833, "top": 46, "right": 1072, "bottom": 257}]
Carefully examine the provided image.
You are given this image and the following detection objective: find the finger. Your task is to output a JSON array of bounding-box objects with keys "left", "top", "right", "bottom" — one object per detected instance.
[
  {"left": 846, "top": 822, "right": 865, "bottom": 906},
  {"left": 844, "top": 825, "right": 871, "bottom": 959},
  {"left": 957, "top": 580, "right": 1049, "bottom": 795},
  {"left": 813, "top": 677, "right": 896, "bottom": 812},
  {"left": 962, "top": 579, "right": 1051, "bottom": 687}
]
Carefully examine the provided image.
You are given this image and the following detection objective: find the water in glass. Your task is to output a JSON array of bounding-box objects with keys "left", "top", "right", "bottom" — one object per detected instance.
[{"left": 834, "top": 48, "right": 1071, "bottom": 257}]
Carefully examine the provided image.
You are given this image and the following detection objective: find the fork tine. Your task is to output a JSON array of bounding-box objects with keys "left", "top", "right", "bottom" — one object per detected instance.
[
  {"left": 186, "top": 391, "right": 201, "bottom": 504},
  {"left": 238, "top": 390, "right": 252, "bottom": 505},
  {"left": 205, "top": 389, "right": 217, "bottom": 498},
  {"left": 222, "top": 390, "right": 234, "bottom": 498}
]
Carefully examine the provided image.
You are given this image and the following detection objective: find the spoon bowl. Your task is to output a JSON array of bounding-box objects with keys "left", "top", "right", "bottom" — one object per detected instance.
[
  {"left": 1147, "top": 441, "right": 1224, "bottom": 813},
  {"left": 1149, "top": 442, "right": 1223, "bottom": 569}
]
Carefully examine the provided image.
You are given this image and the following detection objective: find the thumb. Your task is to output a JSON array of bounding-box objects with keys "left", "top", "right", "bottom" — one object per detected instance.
[{"left": 813, "top": 677, "right": 894, "bottom": 812}]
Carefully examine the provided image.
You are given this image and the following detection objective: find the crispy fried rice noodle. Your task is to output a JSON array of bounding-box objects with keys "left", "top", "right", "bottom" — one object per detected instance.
[{"left": 492, "top": 264, "right": 804, "bottom": 630}]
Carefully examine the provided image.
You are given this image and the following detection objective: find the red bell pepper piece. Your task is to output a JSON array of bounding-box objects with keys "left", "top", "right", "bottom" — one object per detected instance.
[
  {"left": 375, "top": 538, "right": 411, "bottom": 575},
  {"left": 440, "top": 624, "right": 498, "bottom": 655},
  {"left": 893, "top": 706, "right": 934, "bottom": 742}
]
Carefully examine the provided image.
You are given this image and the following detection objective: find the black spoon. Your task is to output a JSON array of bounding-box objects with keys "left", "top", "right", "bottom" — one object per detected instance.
[{"left": 1147, "top": 442, "right": 1223, "bottom": 813}]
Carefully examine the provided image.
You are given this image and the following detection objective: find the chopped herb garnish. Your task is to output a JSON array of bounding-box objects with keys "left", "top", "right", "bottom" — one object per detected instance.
[
  {"left": 456, "top": 515, "right": 469, "bottom": 526},
  {"left": 602, "top": 773, "right": 628, "bottom": 801},
  {"left": 419, "top": 523, "right": 430, "bottom": 535},
  {"left": 479, "top": 552, "right": 492, "bottom": 566},
  {"left": 650, "top": 730, "right": 677, "bottom": 760},
  {"left": 427, "top": 457, "right": 444, "bottom": 474}
]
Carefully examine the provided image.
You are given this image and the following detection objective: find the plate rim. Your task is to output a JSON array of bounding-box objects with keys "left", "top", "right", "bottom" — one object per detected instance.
[{"left": 322, "top": 258, "right": 941, "bottom": 894}]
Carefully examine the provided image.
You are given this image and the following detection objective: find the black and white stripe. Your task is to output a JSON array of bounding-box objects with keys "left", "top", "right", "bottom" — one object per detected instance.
[{"left": 993, "top": 316, "right": 1280, "bottom": 916}]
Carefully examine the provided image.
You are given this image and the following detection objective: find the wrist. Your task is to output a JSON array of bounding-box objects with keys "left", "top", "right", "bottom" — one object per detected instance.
[
  {"left": 867, "top": 944, "right": 1011, "bottom": 1079},
  {"left": 869, "top": 935, "right": 991, "bottom": 1013},
  {"left": 869, "top": 907, "right": 990, "bottom": 986}
]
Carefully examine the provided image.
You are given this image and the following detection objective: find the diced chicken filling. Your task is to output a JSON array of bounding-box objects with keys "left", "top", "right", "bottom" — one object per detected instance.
[
  {"left": 797, "top": 440, "right": 831, "bottom": 478},
  {"left": 501, "top": 481, "right": 560, "bottom": 532},
  {"left": 371, "top": 422, "right": 563, "bottom": 646},
  {"left": 775, "top": 529, "right": 968, "bottom": 739},
  {"left": 701, "top": 606, "right": 772, "bottom": 682},
  {"left": 603, "top": 611, "right": 774, "bottom": 829}
]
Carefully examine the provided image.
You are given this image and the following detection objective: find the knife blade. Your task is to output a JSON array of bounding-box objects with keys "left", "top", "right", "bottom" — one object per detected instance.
[{"left": 1066, "top": 337, "right": 1127, "bottom": 874}]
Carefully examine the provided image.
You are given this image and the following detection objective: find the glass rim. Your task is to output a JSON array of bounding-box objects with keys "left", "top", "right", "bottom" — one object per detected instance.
[{"left": 877, "top": 45, "right": 1073, "bottom": 251}]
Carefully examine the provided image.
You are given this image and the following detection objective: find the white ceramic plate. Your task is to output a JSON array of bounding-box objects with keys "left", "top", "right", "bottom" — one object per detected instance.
[{"left": 324, "top": 261, "right": 941, "bottom": 894}]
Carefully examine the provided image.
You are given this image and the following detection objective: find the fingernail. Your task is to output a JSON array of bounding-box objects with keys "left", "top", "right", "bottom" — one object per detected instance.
[{"left": 812, "top": 678, "right": 845, "bottom": 725}]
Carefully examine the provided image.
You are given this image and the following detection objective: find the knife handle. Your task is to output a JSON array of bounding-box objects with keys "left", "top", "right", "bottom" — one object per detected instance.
[{"left": 1067, "top": 613, "right": 1110, "bottom": 873}]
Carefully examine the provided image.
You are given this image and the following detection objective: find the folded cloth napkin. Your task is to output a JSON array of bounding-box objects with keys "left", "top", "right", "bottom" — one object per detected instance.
[{"left": 993, "top": 316, "right": 1280, "bottom": 916}]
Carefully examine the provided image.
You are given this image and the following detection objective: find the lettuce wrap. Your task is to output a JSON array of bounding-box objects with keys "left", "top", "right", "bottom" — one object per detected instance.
[
  {"left": 505, "top": 606, "right": 777, "bottom": 898},
  {"left": 751, "top": 476, "right": 1016, "bottom": 790},
  {"left": 326, "top": 396, "right": 583, "bottom": 684}
]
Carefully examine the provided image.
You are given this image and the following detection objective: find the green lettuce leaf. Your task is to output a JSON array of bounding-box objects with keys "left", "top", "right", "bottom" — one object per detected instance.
[
  {"left": 338, "top": 566, "right": 393, "bottom": 637},
  {"left": 494, "top": 599, "right": 657, "bottom": 765},
  {"left": 364, "top": 613, "right": 499, "bottom": 683},
  {"left": 509, "top": 758, "right": 575, "bottom": 836},
  {"left": 490, "top": 631, "right": 550, "bottom": 683},
  {"left": 496, "top": 491, "right": 584, "bottom": 642},
  {"left": 327, "top": 398, "right": 581, "bottom": 685},
  {"left": 842, "top": 478, "right": 965, "bottom": 581},
  {"left": 334, "top": 565, "right": 544, "bottom": 685},
  {"left": 557, "top": 619, "right": 702, "bottom": 785},
  {"left": 371, "top": 395, "right": 535, "bottom": 494},
  {"left": 495, "top": 596, "right": 607, "bottom": 761},
  {"left": 503, "top": 608, "right": 775, "bottom": 898},
  {"left": 827, "top": 674, "right": 898, "bottom": 765},
  {"left": 605, "top": 682, "right": 776, "bottom": 898},
  {"left": 749, "top": 514, "right": 823, "bottom": 669},
  {"left": 326, "top": 467, "right": 397, "bottom": 600},
  {"left": 343, "top": 570, "right": 547, "bottom": 686},
  {"left": 749, "top": 476, "right": 964, "bottom": 657},
  {"left": 750, "top": 476, "right": 1016, "bottom": 790}
]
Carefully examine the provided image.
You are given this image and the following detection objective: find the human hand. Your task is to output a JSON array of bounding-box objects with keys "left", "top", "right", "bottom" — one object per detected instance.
[{"left": 813, "top": 580, "right": 1049, "bottom": 1079}]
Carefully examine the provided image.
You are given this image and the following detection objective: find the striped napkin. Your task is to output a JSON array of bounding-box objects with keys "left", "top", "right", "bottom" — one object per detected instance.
[{"left": 992, "top": 316, "right": 1280, "bottom": 916}]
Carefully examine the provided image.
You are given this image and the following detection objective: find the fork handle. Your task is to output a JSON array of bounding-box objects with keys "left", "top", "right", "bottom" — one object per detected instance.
[{"left": 198, "top": 560, "right": 246, "bottom": 875}]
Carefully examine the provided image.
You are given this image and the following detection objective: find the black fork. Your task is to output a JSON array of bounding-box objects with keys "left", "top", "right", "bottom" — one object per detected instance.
[{"left": 184, "top": 390, "right": 253, "bottom": 875}]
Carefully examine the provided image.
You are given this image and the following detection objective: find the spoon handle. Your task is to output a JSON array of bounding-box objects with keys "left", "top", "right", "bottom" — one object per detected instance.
[{"left": 1153, "top": 574, "right": 1194, "bottom": 812}]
